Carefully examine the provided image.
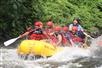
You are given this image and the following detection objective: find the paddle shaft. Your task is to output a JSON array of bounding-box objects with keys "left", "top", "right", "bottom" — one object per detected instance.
[{"left": 83, "top": 32, "right": 94, "bottom": 39}]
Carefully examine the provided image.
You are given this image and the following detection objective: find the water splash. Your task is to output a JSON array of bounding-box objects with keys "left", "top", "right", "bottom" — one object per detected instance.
[
  {"left": 90, "top": 35, "right": 102, "bottom": 57},
  {"left": 1, "top": 35, "right": 102, "bottom": 68},
  {"left": 97, "top": 65, "right": 102, "bottom": 68},
  {"left": 35, "top": 35, "right": 102, "bottom": 67}
]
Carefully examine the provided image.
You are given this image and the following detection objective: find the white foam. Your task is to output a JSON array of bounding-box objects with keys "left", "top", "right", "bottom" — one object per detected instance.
[
  {"left": 97, "top": 65, "right": 102, "bottom": 68},
  {"left": 1, "top": 35, "right": 102, "bottom": 68},
  {"left": 47, "top": 47, "right": 90, "bottom": 62}
]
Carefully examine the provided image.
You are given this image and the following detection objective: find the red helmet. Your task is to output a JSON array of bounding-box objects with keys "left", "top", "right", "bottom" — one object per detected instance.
[
  {"left": 35, "top": 22, "right": 40, "bottom": 26},
  {"left": 46, "top": 21, "right": 53, "bottom": 27},
  {"left": 63, "top": 26, "right": 68, "bottom": 31},
  {"left": 54, "top": 26, "right": 62, "bottom": 31},
  {"left": 72, "top": 26, "right": 78, "bottom": 31},
  {"left": 34, "top": 22, "right": 43, "bottom": 27}
]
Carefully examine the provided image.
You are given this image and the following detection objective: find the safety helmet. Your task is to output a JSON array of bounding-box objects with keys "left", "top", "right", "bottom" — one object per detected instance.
[
  {"left": 34, "top": 22, "right": 43, "bottom": 27},
  {"left": 72, "top": 26, "right": 78, "bottom": 31},
  {"left": 63, "top": 26, "right": 68, "bottom": 31},
  {"left": 46, "top": 21, "right": 53, "bottom": 27},
  {"left": 34, "top": 22, "right": 40, "bottom": 26},
  {"left": 54, "top": 26, "right": 62, "bottom": 31}
]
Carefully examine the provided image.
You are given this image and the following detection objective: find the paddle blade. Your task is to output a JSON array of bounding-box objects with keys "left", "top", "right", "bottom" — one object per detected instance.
[{"left": 4, "top": 37, "right": 19, "bottom": 46}]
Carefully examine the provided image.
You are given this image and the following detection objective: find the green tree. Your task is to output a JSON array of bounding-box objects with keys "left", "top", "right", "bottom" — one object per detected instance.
[
  {"left": 0, "top": 0, "right": 102, "bottom": 42},
  {"left": 0, "top": 0, "right": 32, "bottom": 41}
]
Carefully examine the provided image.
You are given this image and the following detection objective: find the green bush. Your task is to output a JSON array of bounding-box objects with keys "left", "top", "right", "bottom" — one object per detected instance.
[{"left": 0, "top": 0, "right": 102, "bottom": 41}]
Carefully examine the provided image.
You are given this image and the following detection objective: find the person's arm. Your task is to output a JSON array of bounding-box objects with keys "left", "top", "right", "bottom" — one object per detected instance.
[
  {"left": 67, "top": 34, "right": 74, "bottom": 46},
  {"left": 78, "top": 25, "right": 84, "bottom": 32},
  {"left": 19, "top": 32, "right": 30, "bottom": 38},
  {"left": 56, "top": 34, "right": 62, "bottom": 46},
  {"left": 69, "top": 39, "right": 74, "bottom": 46},
  {"left": 42, "top": 28, "right": 51, "bottom": 39},
  {"left": 78, "top": 25, "right": 94, "bottom": 39},
  {"left": 69, "top": 24, "right": 73, "bottom": 31}
]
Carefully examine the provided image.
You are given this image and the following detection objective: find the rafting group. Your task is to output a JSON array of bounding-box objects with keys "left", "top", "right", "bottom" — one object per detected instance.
[
  {"left": 16, "top": 18, "right": 95, "bottom": 58},
  {"left": 19, "top": 18, "right": 92, "bottom": 48}
]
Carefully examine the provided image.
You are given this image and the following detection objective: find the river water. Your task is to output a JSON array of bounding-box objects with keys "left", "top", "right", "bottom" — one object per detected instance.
[{"left": 0, "top": 35, "right": 102, "bottom": 68}]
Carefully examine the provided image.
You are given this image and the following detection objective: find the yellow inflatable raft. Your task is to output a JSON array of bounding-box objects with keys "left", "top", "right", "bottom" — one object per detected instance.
[{"left": 17, "top": 40, "right": 63, "bottom": 57}]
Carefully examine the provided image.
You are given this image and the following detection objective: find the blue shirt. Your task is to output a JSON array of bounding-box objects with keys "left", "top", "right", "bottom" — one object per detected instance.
[{"left": 69, "top": 24, "right": 84, "bottom": 31}]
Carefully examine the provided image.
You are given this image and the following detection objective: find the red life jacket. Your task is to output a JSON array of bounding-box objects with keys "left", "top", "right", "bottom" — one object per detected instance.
[
  {"left": 28, "top": 28, "right": 47, "bottom": 40},
  {"left": 45, "top": 28, "right": 58, "bottom": 44},
  {"left": 69, "top": 32, "right": 82, "bottom": 43},
  {"left": 29, "top": 34, "right": 44, "bottom": 40}
]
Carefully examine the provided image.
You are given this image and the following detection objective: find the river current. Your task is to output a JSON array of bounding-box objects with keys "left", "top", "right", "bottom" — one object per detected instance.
[{"left": 0, "top": 35, "right": 102, "bottom": 68}]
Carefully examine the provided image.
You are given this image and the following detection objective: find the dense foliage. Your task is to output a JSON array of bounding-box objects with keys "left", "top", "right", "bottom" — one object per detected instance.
[{"left": 0, "top": 0, "right": 102, "bottom": 41}]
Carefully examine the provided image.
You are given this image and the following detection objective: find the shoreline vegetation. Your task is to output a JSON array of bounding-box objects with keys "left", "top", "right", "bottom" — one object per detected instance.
[{"left": 0, "top": 0, "right": 102, "bottom": 43}]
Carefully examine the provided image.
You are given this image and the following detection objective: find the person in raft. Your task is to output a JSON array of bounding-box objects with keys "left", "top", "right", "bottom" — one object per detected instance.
[
  {"left": 62, "top": 26, "right": 75, "bottom": 46},
  {"left": 53, "top": 26, "right": 68, "bottom": 46},
  {"left": 68, "top": 26, "right": 84, "bottom": 47},
  {"left": 45, "top": 21, "right": 58, "bottom": 45},
  {"left": 19, "top": 21, "right": 47, "bottom": 40},
  {"left": 68, "top": 18, "right": 85, "bottom": 40}
]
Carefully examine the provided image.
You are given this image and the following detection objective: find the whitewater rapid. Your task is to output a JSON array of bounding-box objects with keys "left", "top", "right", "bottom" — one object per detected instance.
[{"left": 0, "top": 35, "right": 102, "bottom": 68}]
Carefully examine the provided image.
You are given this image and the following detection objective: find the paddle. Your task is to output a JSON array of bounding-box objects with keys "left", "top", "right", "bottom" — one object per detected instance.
[
  {"left": 4, "top": 37, "right": 20, "bottom": 46},
  {"left": 4, "top": 26, "right": 32, "bottom": 46},
  {"left": 83, "top": 32, "right": 94, "bottom": 40},
  {"left": 81, "top": 32, "right": 95, "bottom": 48}
]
